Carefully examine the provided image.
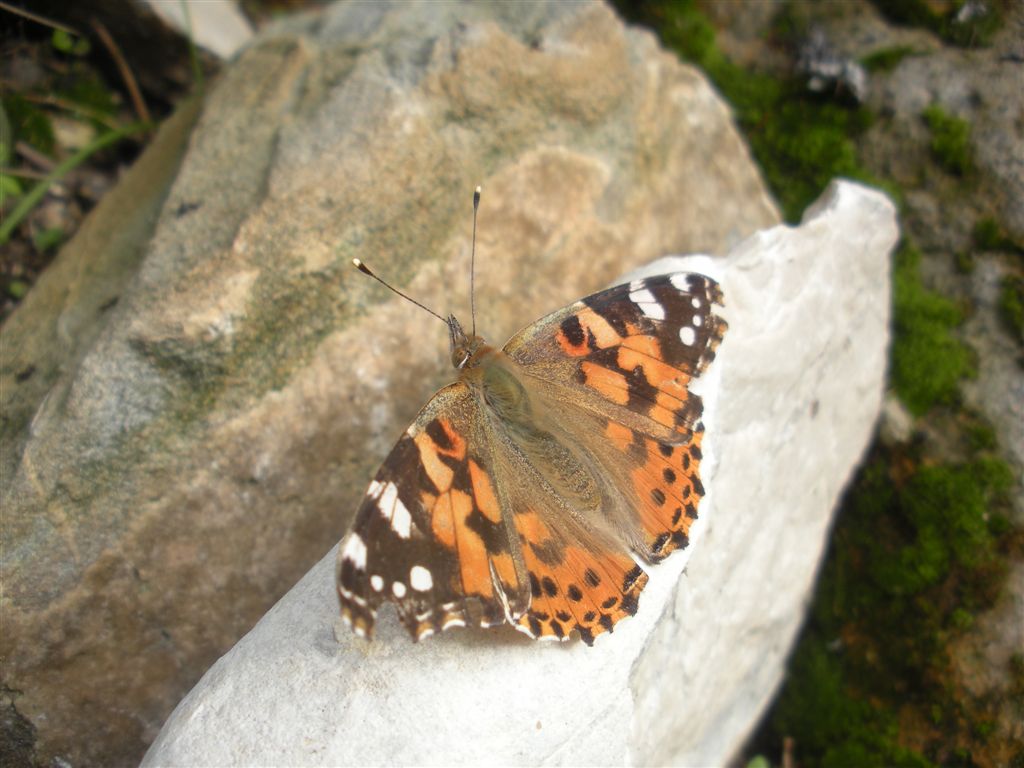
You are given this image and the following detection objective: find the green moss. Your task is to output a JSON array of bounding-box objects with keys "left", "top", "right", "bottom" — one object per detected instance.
[
  {"left": 954, "top": 249, "right": 975, "bottom": 274},
  {"left": 966, "top": 419, "right": 998, "bottom": 451},
  {"left": 32, "top": 226, "right": 65, "bottom": 253},
  {"left": 57, "top": 71, "right": 121, "bottom": 125},
  {"left": 891, "top": 241, "right": 975, "bottom": 415},
  {"left": 769, "top": 446, "right": 1014, "bottom": 766},
  {"left": 973, "top": 216, "right": 1024, "bottom": 256},
  {"left": 869, "top": 0, "right": 1003, "bottom": 48},
  {"left": 870, "top": 0, "right": 946, "bottom": 29},
  {"left": 922, "top": 104, "right": 972, "bottom": 176},
  {"left": 973, "top": 217, "right": 1004, "bottom": 250},
  {"left": 998, "top": 275, "right": 1024, "bottom": 344},
  {"left": 1, "top": 94, "right": 55, "bottom": 156},
  {"left": 6, "top": 279, "right": 29, "bottom": 300},
  {"left": 612, "top": 0, "right": 878, "bottom": 222},
  {"left": 861, "top": 45, "right": 918, "bottom": 72}
]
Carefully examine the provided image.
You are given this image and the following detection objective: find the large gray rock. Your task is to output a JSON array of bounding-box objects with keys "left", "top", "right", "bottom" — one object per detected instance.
[
  {"left": 0, "top": 2, "right": 778, "bottom": 764},
  {"left": 143, "top": 181, "right": 899, "bottom": 766}
]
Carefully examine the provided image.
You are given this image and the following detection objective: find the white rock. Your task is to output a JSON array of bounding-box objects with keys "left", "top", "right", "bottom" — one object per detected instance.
[
  {"left": 143, "top": 0, "right": 253, "bottom": 59},
  {"left": 143, "top": 180, "right": 898, "bottom": 767}
]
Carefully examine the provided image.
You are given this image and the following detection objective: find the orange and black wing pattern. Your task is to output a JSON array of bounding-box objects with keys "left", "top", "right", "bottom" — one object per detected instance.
[
  {"left": 505, "top": 273, "right": 726, "bottom": 567},
  {"left": 337, "top": 383, "right": 530, "bottom": 641}
]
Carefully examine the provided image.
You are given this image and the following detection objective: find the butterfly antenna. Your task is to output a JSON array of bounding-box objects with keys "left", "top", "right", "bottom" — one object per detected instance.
[
  {"left": 352, "top": 258, "right": 448, "bottom": 326},
  {"left": 471, "top": 185, "right": 481, "bottom": 337}
]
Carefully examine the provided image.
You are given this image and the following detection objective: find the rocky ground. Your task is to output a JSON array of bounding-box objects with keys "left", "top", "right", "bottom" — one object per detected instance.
[{"left": 664, "top": 1, "right": 1023, "bottom": 765}]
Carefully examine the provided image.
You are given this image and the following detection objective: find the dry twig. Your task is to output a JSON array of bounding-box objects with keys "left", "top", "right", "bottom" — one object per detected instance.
[{"left": 91, "top": 19, "right": 151, "bottom": 125}]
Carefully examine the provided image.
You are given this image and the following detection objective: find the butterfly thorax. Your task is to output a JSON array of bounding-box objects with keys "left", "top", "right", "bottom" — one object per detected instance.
[{"left": 458, "top": 334, "right": 603, "bottom": 512}]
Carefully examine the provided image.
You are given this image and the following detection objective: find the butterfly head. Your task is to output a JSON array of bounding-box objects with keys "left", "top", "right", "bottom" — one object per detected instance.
[{"left": 448, "top": 315, "right": 487, "bottom": 370}]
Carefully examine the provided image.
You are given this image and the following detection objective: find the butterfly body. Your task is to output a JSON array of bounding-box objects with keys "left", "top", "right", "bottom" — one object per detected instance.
[{"left": 338, "top": 272, "right": 726, "bottom": 645}]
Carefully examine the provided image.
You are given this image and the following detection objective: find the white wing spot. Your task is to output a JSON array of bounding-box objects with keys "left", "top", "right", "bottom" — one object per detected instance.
[
  {"left": 392, "top": 581, "right": 407, "bottom": 598},
  {"left": 410, "top": 565, "right": 433, "bottom": 591},
  {"left": 629, "top": 288, "right": 666, "bottom": 321},
  {"left": 691, "top": 297, "right": 702, "bottom": 308},
  {"left": 370, "top": 575, "right": 384, "bottom": 592},
  {"left": 341, "top": 533, "right": 367, "bottom": 569},
  {"left": 679, "top": 326, "right": 696, "bottom": 346},
  {"left": 670, "top": 273, "right": 690, "bottom": 291},
  {"left": 442, "top": 617, "right": 466, "bottom": 630},
  {"left": 693, "top": 315, "right": 703, "bottom": 327},
  {"left": 379, "top": 482, "right": 412, "bottom": 538}
]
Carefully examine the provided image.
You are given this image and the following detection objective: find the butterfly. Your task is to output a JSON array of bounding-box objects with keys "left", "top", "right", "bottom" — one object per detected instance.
[{"left": 337, "top": 191, "right": 726, "bottom": 645}]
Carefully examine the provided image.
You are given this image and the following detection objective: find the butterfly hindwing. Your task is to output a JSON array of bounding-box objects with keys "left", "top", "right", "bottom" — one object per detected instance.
[{"left": 504, "top": 272, "right": 725, "bottom": 565}]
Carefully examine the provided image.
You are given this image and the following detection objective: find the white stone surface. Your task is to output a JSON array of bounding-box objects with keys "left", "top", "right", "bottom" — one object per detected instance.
[
  {"left": 143, "top": 0, "right": 253, "bottom": 59},
  {"left": 143, "top": 181, "right": 898, "bottom": 767}
]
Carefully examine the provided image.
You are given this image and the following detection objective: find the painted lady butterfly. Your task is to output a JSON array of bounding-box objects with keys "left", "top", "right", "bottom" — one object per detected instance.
[{"left": 337, "top": 190, "right": 726, "bottom": 645}]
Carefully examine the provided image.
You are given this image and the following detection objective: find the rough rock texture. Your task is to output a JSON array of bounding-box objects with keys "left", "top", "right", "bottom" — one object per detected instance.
[
  {"left": 859, "top": 2, "right": 1024, "bottom": 242},
  {"left": 0, "top": 2, "right": 779, "bottom": 765},
  {"left": 143, "top": 181, "right": 899, "bottom": 767}
]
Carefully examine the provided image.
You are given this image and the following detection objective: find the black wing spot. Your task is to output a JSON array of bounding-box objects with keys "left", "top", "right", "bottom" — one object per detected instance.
[
  {"left": 465, "top": 507, "right": 509, "bottom": 554},
  {"left": 567, "top": 584, "right": 583, "bottom": 602},
  {"left": 625, "top": 365, "right": 659, "bottom": 413},
  {"left": 623, "top": 565, "right": 644, "bottom": 591},
  {"left": 529, "top": 572, "right": 542, "bottom": 598},
  {"left": 541, "top": 576, "right": 558, "bottom": 597},
  {"left": 663, "top": 468, "right": 677, "bottom": 484},
  {"left": 650, "top": 488, "right": 666, "bottom": 506},
  {"left": 584, "top": 568, "right": 601, "bottom": 587},
  {"left": 621, "top": 591, "right": 640, "bottom": 616},
  {"left": 658, "top": 443, "right": 673, "bottom": 457},
  {"left": 560, "top": 315, "right": 585, "bottom": 347},
  {"left": 425, "top": 419, "right": 454, "bottom": 451}
]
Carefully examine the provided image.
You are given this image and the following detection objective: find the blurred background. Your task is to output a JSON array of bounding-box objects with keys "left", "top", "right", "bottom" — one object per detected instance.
[{"left": 1, "top": 1, "right": 1021, "bottom": 766}]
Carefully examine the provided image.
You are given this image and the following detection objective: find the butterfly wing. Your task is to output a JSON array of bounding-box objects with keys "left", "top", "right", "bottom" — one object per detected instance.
[
  {"left": 503, "top": 272, "right": 726, "bottom": 566},
  {"left": 338, "top": 272, "right": 726, "bottom": 646},
  {"left": 337, "top": 382, "right": 532, "bottom": 641}
]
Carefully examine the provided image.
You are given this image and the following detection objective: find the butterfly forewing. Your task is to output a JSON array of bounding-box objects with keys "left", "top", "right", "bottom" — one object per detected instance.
[{"left": 337, "top": 382, "right": 530, "bottom": 641}]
